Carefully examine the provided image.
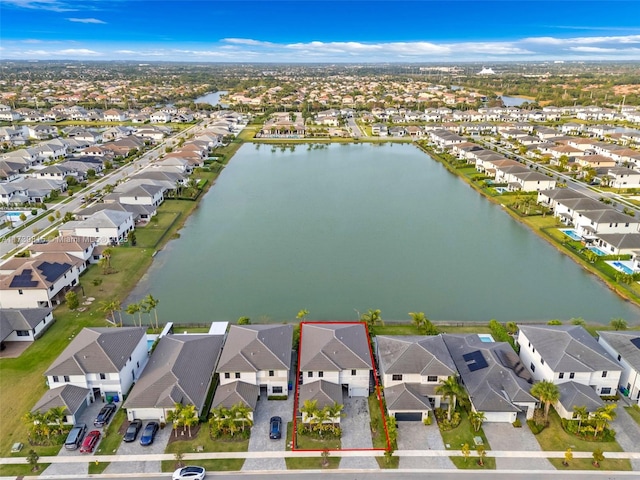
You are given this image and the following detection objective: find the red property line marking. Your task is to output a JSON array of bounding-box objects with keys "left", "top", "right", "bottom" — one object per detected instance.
[{"left": 292, "top": 321, "right": 390, "bottom": 453}]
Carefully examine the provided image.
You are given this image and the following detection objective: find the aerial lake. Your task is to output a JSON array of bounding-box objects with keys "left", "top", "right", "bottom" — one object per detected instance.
[
  {"left": 194, "top": 90, "right": 228, "bottom": 107},
  {"left": 501, "top": 95, "right": 532, "bottom": 107},
  {"left": 128, "top": 143, "right": 640, "bottom": 325}
]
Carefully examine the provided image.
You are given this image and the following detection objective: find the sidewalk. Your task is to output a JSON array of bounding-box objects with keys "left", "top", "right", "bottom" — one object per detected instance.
[{"left": 3, "top": 449, "right": 640, "bottom": 465}]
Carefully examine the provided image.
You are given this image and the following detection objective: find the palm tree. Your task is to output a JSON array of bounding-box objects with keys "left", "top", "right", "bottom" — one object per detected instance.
[
  {"left": 180, "top": 404, "right": 198, "bottom": 437},
  {"left": 98, "top": 300, "right": 119, "bottom": 326},
  {"left": 300, "top": 399, "right": 320, "bottom": 432},
  {"left": 436, "top": 376, "right": 463, "bottom": 421},
  {"left": 167, "top": 403, "right": 184, "bottom": 437},
  {"left": 610, "top": 317, "right": 628, "bottom": 331},
  {"left": 232, "top": 403, "right": 253, "bottom": 433},
  {"left": 530, "top": 380, "right": 560, "bottom": 423},
  {"left": 593, "top": 404, "right": 617, "bottom": 438},
  {"left": 144, "top": 294, "right": 160, "bottom": 329},
  {"left": 296, "top": 309, "right": 309, "bottom": 321},
  {"left": 360, "top": 308, "right": 383, "bottom": 330},
  {"left": 46, "top": 406, "right": 68, "bottom": 436},
  {"left": 409, "top": 311, "right": 426, "bottom": 331},
  {"left": 469, "top": 411, "right": 486, "bottom": 432},
  {"left": 573, "top": 405, "right": 589, "bottom": 430},
  {"left": 126, "top": 303, "right": 141, "bottom": 327}
]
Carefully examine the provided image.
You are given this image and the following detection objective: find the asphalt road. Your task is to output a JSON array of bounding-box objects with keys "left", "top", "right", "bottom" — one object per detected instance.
[
  {"left": 346, "top": 116, "right": 364, "bottom": 138},
  {"left": 0, "top": 121, "right": 207, "bottom": 258},
  {"left": 45, "top": 470, "right": 640, "bottom": 480}
]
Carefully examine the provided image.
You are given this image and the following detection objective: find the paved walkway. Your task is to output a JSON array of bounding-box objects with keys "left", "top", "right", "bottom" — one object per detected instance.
[
  {"left": 482, "top": 418, "right": 554, "bottom": 470},
  {"left": 397, "top": 422, "right": 454, "bottom": 470},
  {"left": 339, "top": 396, "right": 378, "bottom": 470},
  {"left": 611, "top": 403, "right": 640, "bottom": 471}
]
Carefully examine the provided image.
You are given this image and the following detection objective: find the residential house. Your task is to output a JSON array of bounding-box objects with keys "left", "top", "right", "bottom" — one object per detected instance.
[
  {"left": 0, "top": 253, "right": 83, "bottom": 308},
  {"left": 597, "top": 331, "right": 640, "bottom": 405},
  {"left": 0, "top": 307, "right": 54, "bottom": 343},
  {"left": 442, "top": 334, "right": 537, "bottom": 422},
  {"left": 573, "top": 209, "right": 640, "bottom": 238},
  {"left": 606, "top": 167, "right": 640, "bottom": 189},
  {"left": 517, "top": 325, "right": 621, "bottom": 395},
  {"left": 59, "top": 209, "right": 134, "bottom": 245},
  {"left": 30, "top": 384, "right": 92, "bottom": 425},
  {"left": 118, "top": 184, "right": 164, "bottom": 207},
  {"left": 299, "top": 323, "right": 372, "bottom": 397},
  {"left": 298, "top": 380, "right": 343, "bottom": 424},
  {"left": 29, "top": 236, "right": 97, "bottom": 268},
  {"left": 376, "top": 335, "right": 457, "bottom": 421},
  {"left": 44, "top": 326, "right": 147, "bottom": 402},
  {"left": 27, "top": 125, "right": 58, "bottom": 140},
  {"left": 125, "top": 333, "right": 224, "bottom": 422},
  {"left": 217, "top": 324, "right": 293, "bottom": 398},
  {"left": 103, "top": 109, "right": 127, "bottom": 122},
  {"left": 592, "top": 233, "right": 640, "bottom": 256}
]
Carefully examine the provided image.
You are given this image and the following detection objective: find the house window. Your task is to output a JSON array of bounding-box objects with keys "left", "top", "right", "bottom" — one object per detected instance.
[
  {"left": 351, "top": 369, "right": 356, "bottom": 376},
  {"left": 235, "top": 372, "right": 240, "bottom": 379},
  {"left": 272, "top": 386, "right": 283, "bottom": 394},
  {"left": 540, "top": 358, "right": 545, "bottom": 365},
  {"left": 392, "top": 374, "right": 403, "bottom": 381},
  {"left": 16, "top": 330, "right": 30, "bottom": 337},
  {"left": 318, "top": 371, "right": 324, "bottom": 378},
  {"left": 427, "top": 375, "right": 438, "bottom": 382},
  {"left": 617, "top": 355, "right": 622, "bottom": 361},
  {"left": 269, "top": 370, "right": 274, "bottom": 377},
  {"left": 95, "top": 228, "right": 99, "bottom": 232},
  {"left": 99, "top": 373, "right": 106, "bottom": 380},
  {"left": 530, "top": 363, "right": 535, "bottom": 372},
  {"left": 52, "top": 376, "right": 59, "bottom": 383},
  {"left": 18, "top": 289, "right": 23, "bottom": 295},
  {"left": 602, "top": 371, "right": 607, "bottom": 378},
  {"left": 63, "top": 375, "right": 70, "bottom": 382},
  {"left": 601, "top": 387, "right": 611, "bottom": 395},
  {"left": 569, "top": 372, "right": 575, "bottom": 379},
  {"left": 559, "top": 373, "right": 564, "bottom": 379},
  {"left": 532, "top": 347, "right": 535, "bottom": 353},
  {"left": 308, "top": 371, "right": 313, "bottom": 378},
  {"left": 224, "top": 373, "right": 230, "bottom": 379},
  {"left": 136, "top": 361, "right": 140, "bottom": 368}
]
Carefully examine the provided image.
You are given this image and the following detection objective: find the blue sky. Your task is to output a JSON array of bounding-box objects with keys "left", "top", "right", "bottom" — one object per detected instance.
[{"left": 1, "top": 0, "right": 640, "bottom": 62}]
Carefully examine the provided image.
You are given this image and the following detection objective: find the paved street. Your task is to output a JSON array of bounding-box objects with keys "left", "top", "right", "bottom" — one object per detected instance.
[{"left": 611, "top": 402, "right": 640, "bottom": 471}]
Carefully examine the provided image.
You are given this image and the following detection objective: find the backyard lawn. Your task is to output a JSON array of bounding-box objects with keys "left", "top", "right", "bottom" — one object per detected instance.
[{"left": 625, "top": 405, "right": 640, "bottom": 426}]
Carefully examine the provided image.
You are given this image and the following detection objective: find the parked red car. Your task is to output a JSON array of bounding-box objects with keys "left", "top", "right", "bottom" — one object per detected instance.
[{"left": 80, "top": 430, "right": 101, "bottom": 453}]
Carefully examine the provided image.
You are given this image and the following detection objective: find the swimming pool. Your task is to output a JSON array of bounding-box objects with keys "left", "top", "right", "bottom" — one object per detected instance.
[
  {"left": 560, "top": 229, "right": 582, "bottom": 241},
  {"left": 608, "top": 261, "right": 635, "bottom": 275},
  {"left": 494, "top": 187, "right": 507, "bottom": 194},
  {"left": 588, "top": 247, "right": 608, "bottom": 256},
  {"left": 478, "top": 334, "right": 495, "bottom": 343},
  {"left": 4, "top": 211, "right": 29, "bottom": 218}
]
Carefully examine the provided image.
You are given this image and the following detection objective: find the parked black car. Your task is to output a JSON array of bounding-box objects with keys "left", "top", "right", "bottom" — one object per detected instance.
[
  {"left": 123, "top": 419, "right": 143, "bottom": 442},
  {"left": 140, "top": 421, "right": 159, "bottom": 446},
  {"left": 269, "top": 416, "right": 282, "bottom": 439},
  {"left": 94, "top": 403, "right": 117, "bottom": 427}
]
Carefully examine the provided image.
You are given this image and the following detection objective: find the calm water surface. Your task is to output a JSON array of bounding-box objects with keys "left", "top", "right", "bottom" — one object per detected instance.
[
  {"left": 129, "top": 143, "right": 640, "bottom": 324},
  {"left": 194, "top": 91, "right": 228, "bottom": 107},
  {"left": 501, "top": 95, "right": 531, "bottom": 107}
]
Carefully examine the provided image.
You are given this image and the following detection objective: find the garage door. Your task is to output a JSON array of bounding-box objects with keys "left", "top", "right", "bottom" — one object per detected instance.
[{"left": 394, "top": 412, "right": 422, "bottom": 422}]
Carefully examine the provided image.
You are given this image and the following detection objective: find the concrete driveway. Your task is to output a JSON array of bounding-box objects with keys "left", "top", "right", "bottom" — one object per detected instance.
[
  {"left": 41, "top": 400, "right": 111, "bottom": 477},
  {"left": 242, "top": 395, "right": 293, "bottom": 471},
  {"left": 611, "top": 402, "right": 640, "bottom": 471},
  {"left": 103, "top": 420, "right": 172, "bottom": 474},
  {"left": 482, "top": 415, "right": 554, "bottom": 470},
  {"left": 339, "top": 395, "right": 378, "bottom": 470},
  {"left": 397, "top": 421, "right": 454, "bottom": 469}
]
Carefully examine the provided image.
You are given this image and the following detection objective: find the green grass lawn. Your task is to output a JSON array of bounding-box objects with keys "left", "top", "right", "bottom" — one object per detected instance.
[
  {"left": 624, "top": 405, "right": 640, "bottom": 426},
  {"left": 285, "top": 457, "right": 341, "bottom": 469},
  {"left": 0, "top": 463, "right": 51, "bottom": 477},
  {"left": 439, "top": 409, "right": 495, "bottom": 469},
  {"left": 287, "top": 421, "right": 341, "bottom": 450},
  {"left": 367, "top": 393, "right": 399, "bottom": 469},
  {"left": 88, "top": 460, "right": 110, "bottom": 474},
  {"left": 548, "top": 457, "right": 632, "bottom": 471},
  {"left": 450, "top": 455, "right": 496, "bottom": 469},
  {"left": 95, "top": 408, "right": 126, "bottom": 455},
  {"left": 165, "top": 424, "right": 249, "bottom": 454},
  {"left": 533, "top": 408, "right": 624, "bottom": 453}
]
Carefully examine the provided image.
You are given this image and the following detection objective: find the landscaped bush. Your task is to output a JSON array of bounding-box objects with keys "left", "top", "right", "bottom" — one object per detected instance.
[
  {"left": 267, "top": 395, "right": 288, "bottom": 401},
  {"left": 561, "top": 418, "right": 616, "bottom": 442},
  {"left": 527, "top": 419, "right": 545, "bottom": 434},
  {"left": 512, "top": 418, "right": 522, "bottom": 428},
  {"left": 434, "top": 408, "right": 461, "bottom": 431},
  {"left": 488, "top": 319, "right": 519, "bottom": 352}
]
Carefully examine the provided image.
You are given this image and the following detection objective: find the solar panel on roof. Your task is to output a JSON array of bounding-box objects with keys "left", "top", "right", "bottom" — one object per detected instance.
[
  {"left": 631, "top": 337, "right": 640, "bottom": 349},
  {"left": 9, "top": 269, "right": 39, "bottom": 288},
  {"left": 37, "top": 262, "right": 70, "bottom": 283},
  {"left": 463, "top": 350, "right": 488, "bottom": 372}
]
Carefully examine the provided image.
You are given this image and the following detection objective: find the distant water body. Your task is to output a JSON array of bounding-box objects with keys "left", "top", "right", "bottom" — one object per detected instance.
[
  {"left": 128, "top": 143, "right": 640, "bottom": 325},
  {"left": 501, "top": 96, "right": 531, "bottom": 107},
  {"left": 194, "top": 91, "right": 228, "bottom": 107}
]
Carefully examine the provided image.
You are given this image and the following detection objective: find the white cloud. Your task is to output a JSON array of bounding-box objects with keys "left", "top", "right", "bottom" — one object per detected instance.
[
  {"left": 67, "top": 17, "right": 106, "bottom": 24},
  {"left": 3, "top": 0, "right": 77, "bottom": 12},
  {"left": 56, "top": 48, "right": 101, "bottom": 56}
]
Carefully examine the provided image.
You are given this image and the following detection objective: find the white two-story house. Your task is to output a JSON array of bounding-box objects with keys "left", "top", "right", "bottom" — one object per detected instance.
[
  {"left": 299, "top": 323, "right": 372, "bottom": 397},
  {"left": 518, "top": 325, "right": 621, "bottom": 418},
  {"left": 59, "top": 209, "right": 134, "bottom": 245},
  {"left": 376, "top": 335, "right": 457, "bottom": 421},
  {"left": 43, "top": 326, "right": 148, "bottom": 403},
  {"left": 597, "top": 331, "right": 640, "bottom": 406}
]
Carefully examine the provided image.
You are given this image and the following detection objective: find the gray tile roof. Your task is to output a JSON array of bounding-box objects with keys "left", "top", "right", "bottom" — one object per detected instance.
[
  {"left": 31, "top": 384, "right": 90, "bottom": 416},
  {"left": 376, "top": 335, "right": 456, "bottom": 377},
  {"left": 384, "top": 383, "right": 433, "bottom": 412},
  {"left": 299, "top": 323, "right": 372, "bottom": 371},
  {"left": 211, "top": 380, "right": 259, "bottom": 411},
  {"left": 519, "top": 325, "right": 619, "bottom": 372},
  {"left": 0, "top": 307, "right": 52, "bottom": 341},
  {"left": 45, "top": 327, "right": 146, "bottom": 376},
  {"left": 217, "top": 324, "right": 292, "bottom": 373},
  {"left": 557, "top": 381, "right": 604, "bottom": 413},
  {"left": 598, "top": 331, "right": 640, "bottom": 371},
  {"left": 443, "top": 334, "right": 537, "bottom": 413},
  {"left": 298, "top": 380, "right": 343, "bottom": 412},
  {"left": 125, "top": 334, "right": 223, "bottom": 411},
  {"left": 596, "top": 233, "right": 640, "bottom": 250}
]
